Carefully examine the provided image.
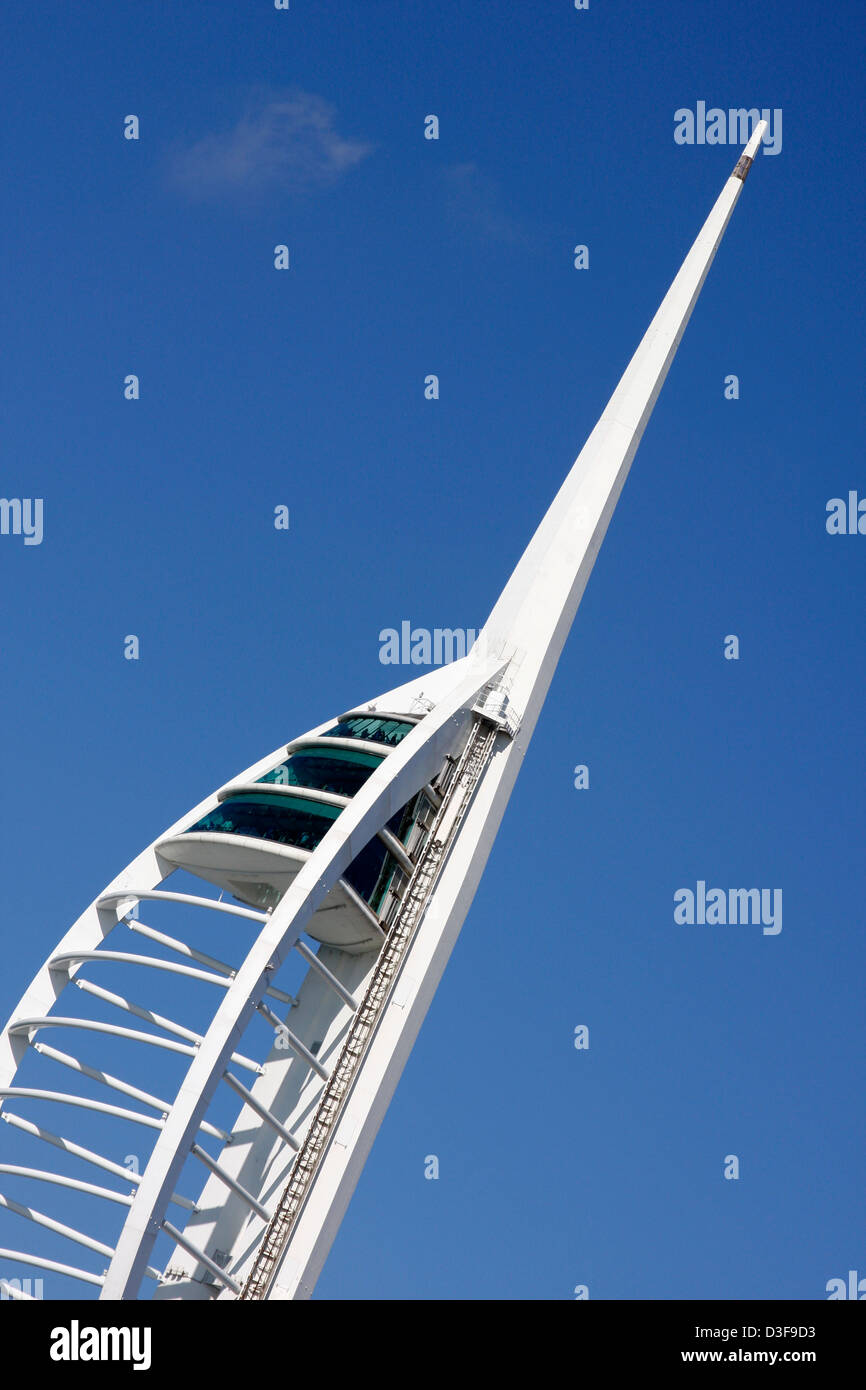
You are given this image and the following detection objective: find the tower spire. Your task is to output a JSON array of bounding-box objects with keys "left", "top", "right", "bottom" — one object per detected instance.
[
  {"left": 0, "top": 126, "right": 768, "bottom": 1305},
  {"left": 477, "top": 121, "right": 767, "bottom": 727}
]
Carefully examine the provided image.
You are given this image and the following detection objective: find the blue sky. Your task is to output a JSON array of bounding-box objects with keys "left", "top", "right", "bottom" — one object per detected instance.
[{"left": 1, "top": 0, "right": 864, "bottom": 1300}]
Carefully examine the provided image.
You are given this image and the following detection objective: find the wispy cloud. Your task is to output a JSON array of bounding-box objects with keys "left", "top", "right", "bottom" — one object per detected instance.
[
  {"left": 169, "top": 89, "right": 374, "bottom": 200},
  {"left": 439, "top": 162, "right": 527, "bottom": 246}
]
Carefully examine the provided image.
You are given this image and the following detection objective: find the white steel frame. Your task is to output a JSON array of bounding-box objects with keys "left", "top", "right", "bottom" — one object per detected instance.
[{"left": 0, "top": 126, "right": 766, "bottom": 1300}]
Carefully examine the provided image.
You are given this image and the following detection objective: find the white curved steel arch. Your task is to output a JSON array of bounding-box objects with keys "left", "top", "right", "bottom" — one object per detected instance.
[
  {"left": 0, "top": 693, "right": 416, "bottom": 1090},
  {"left": 102, "top": 653, "right": 502, "bottom": 1298},
  {"left": 0, "top": 734, "right": 297, "bottom": 1087},
  {"left": 0, "top": 651, "right": 501, "bottom": 1298}
]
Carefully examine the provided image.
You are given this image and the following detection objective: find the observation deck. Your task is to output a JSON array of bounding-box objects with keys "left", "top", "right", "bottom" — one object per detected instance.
[{"left": 155, "top": 714, "right": 434, "bottom": 954}]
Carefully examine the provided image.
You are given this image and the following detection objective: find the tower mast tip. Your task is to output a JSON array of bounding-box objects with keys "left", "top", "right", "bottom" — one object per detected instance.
[{"left": 732, "top": 119, "right": 768, "bottom": 181}]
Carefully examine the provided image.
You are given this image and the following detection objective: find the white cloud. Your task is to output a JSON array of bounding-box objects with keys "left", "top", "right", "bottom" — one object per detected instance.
[{"left": 170, "top": 89, "right": 374, "bottom": 200}]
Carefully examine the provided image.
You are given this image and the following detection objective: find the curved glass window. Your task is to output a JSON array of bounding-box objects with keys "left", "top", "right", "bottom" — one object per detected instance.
[
  {"left": 258, "top": 747, "right": 383, "bottom": 798},
  {"left": 324, "top": 715, "right": 415, "bottom": 747},
  {"left": 189, "top": 793, "right": 340, "bottom": 852},
  {"left": 187, "top": 792, "right": 405, "bottom": 913}
]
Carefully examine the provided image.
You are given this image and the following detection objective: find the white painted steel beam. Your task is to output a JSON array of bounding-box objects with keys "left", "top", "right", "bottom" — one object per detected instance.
[
  {"left": 0, "top": 1111, "right": 198, "bottom": 1209},
  {"left": 0, "top": 1248, "right": 105, "bottom": 1288},
  {"left": 72, "top": 978, "right": 263, "bottom": 1074},
  {"left": 0, "top": 1165, "right": 134, "bottom": 1207}
]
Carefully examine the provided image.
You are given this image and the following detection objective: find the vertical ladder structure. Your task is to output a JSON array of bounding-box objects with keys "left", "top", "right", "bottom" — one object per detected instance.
[
  {"left": 241, "top": 716, "right": 498, "bottom": 1299},
  {"left": 0, "top": 124, "right": 767, "bottom": 1300}
]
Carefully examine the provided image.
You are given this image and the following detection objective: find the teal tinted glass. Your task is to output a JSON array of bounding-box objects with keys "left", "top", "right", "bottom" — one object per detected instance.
[
  {"left": 188, "top": 791, "right": 416, "bottom": 915},
  {"left": 259, "top": 747, "right": 383, "bottom": 797},
  {"left": 188, "top": 793, "right": 340, "bottom": 853},
  {"left": 324, "top": 716, "right": 415, "bottom": 747}
]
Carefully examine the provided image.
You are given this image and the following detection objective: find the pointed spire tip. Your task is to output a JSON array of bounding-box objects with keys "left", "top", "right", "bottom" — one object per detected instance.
[
  {"left": 731, "top": 120, "right": 767, "bottom": 182},
  {"left": 743, "top": 119, "right": 768, "bottom": 160}
]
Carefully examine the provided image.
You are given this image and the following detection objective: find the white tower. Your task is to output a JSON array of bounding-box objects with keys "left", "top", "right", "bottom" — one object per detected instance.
[{"left": 0, "top": 124, "right": 766, "bottom": 1301}]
